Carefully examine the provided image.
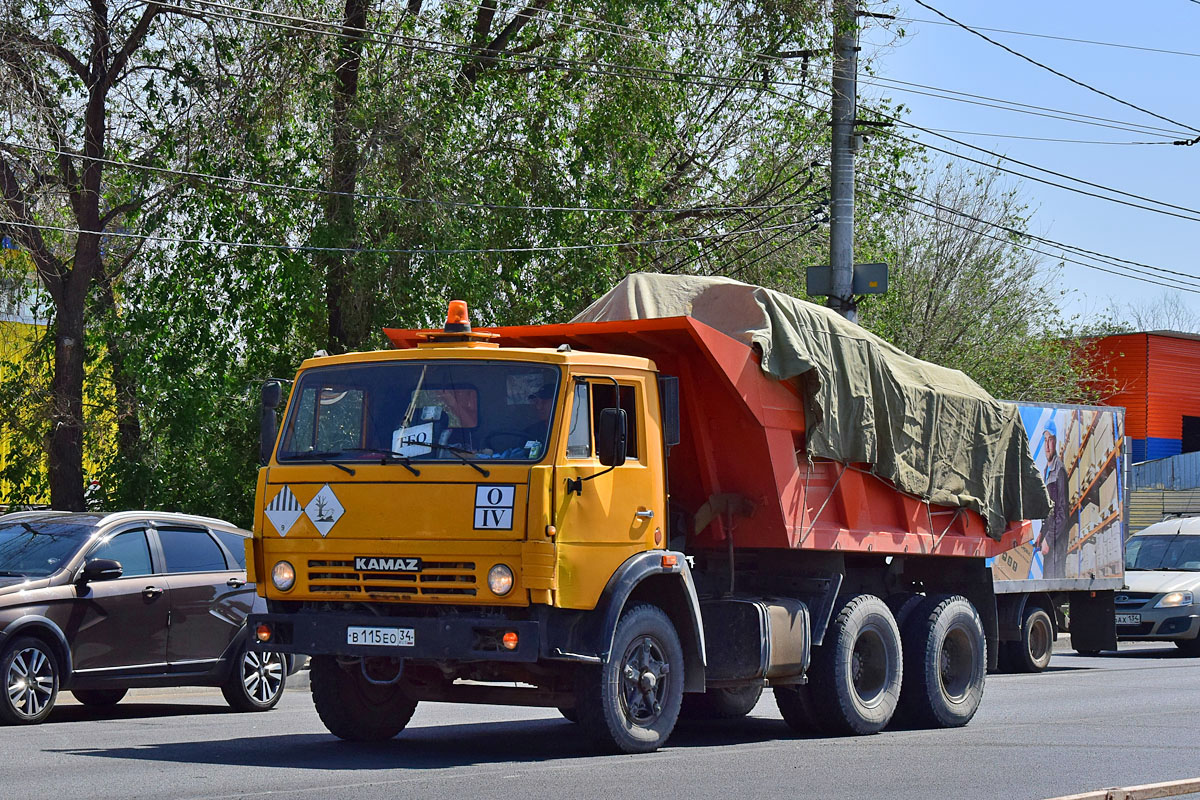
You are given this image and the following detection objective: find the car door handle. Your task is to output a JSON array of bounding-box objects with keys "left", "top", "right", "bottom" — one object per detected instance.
[
  {"left": 226, "top": 577, "right": 246, "bottom": 588},
  {"left": 634, "top": 508, "right": 655, "bottom": 519},
  {"left": 142, "top": 586, "right": 164, "bottom": 599}
]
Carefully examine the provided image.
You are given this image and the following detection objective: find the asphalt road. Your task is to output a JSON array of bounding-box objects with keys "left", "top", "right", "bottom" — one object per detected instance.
[{"left": 5, "top": 642, "right": 1199, "bottom": 800}]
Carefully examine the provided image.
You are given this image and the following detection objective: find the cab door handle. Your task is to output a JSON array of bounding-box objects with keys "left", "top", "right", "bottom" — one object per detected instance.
[
  {"left": 142, "top": 586, "right": 164, "bottom": 599},
  {"left": 226, "top": 577, "right": 246, "bottom": 588},
  {"left": 635, "top": 508, "right": 655, "bottom": 520}
]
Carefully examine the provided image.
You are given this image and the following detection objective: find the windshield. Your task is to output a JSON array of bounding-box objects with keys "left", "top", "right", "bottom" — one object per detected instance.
[
  {"left": 0, "top": 520, "right": 97, "bottom": 577},
  {"left": 278, "top": 360, "right": 560, "bottom": 463},
  {"left": 1125, "top": 534, "right": 1200, "bottom": 571}
]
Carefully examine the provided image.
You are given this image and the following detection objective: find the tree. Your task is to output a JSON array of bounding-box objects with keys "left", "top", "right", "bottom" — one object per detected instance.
[
  {"left": 1106, "top": 292, "right": 1200, "bottom": 335},
  {"left": 0, "top": 1, "right": 239, "bottom": 508},
  {"left": 854, "top": 162, "right": 1105, "bottom": 403}
]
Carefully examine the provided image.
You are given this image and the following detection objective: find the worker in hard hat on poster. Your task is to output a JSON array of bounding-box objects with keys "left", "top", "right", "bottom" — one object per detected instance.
[{"left": 1033, "top": 418, "right": 1069, "bottom": 579}]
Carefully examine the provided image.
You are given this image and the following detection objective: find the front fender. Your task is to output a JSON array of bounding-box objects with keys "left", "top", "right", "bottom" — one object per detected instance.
[
  {"left": 591, "top": 551, "right": 707, "bottom": 693},
  {"left": 1, "top": 615, "right": 74, "bottom": 678}
]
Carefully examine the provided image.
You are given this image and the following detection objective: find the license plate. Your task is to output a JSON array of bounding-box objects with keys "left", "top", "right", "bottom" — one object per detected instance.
[
  {"left": 1115, "top": 613, "right": 1141, "bottom": 626},
  {"left": 346, "top": 626, "right": 415, "bottom": 647}
]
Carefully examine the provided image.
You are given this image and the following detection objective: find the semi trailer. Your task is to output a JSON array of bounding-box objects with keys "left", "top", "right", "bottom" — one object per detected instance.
[{"left": 246, "top": 274, "right": 1050, "bottom": 753}]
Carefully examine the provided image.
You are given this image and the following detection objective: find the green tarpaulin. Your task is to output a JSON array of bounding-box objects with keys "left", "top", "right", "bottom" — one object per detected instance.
[{"left": 573, "top": 273, "right": 1050, "bottom": 539}]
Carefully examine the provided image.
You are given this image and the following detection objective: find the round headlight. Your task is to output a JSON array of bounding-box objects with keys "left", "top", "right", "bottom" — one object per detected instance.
[
  {"left": 487, "top": 564, "right": 514, "bottom": 596},
  {"left": 272, "top": 560, "right": 296, "bottom": 592}
]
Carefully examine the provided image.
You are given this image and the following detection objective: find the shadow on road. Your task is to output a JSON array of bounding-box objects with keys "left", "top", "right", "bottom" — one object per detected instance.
[
  {"left": 47, "top": 702, "right": 230, "bottom": 725},
  {"left": 46, "top": 715, "right": 807, "bottom": 769}
]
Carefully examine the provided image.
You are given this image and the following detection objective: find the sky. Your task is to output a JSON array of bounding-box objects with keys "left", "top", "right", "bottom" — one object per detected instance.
[{"left": 858, "top": 0, "right": 1200, "bottom": 325}]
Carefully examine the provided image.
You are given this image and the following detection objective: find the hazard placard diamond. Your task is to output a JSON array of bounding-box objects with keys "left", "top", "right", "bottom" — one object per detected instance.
[
  {"left": 304, "top": 484, "right": 344, "bottom": 537},
  {"left": 264, "top": 486, "right": 302, "bottom": 537}
]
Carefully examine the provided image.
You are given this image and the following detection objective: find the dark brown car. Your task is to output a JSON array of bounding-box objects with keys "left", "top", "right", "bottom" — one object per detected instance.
[{"left": 0, "top": 511, "right": 287, "bottom": 724}]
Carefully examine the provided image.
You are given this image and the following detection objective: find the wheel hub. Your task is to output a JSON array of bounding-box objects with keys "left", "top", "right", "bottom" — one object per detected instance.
[{"left": 620, "top": 636, "right": 670, "bottom": 725}]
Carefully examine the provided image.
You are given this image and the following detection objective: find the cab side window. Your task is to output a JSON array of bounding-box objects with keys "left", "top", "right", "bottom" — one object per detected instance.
[
  {"left": 566, "top": 381, "right": 592, "bottom": 458},
  {"left": 158, "top": 528, "right": 229, "bottom": 573},
  {"left": 88, "top": 530, "right": 153, "bottom": 578},
  {"left": 591, "top": 383, "right": 638, "bottom": 459}
]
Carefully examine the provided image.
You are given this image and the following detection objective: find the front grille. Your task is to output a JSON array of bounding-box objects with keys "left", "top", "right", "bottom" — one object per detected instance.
[
  {"left": 1117, "top": 622, "right": 1154, "bottom": 635},
  {"left": 1115, "top": 592, "right": 1156, "bottom": 609},
  {"left": 306, "top": 559, "right": 478, "bottom": 598}
]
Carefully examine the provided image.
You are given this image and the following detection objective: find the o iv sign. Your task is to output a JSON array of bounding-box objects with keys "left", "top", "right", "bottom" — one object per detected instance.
[{"left": 474, "top": 485, "right": 515, "bottom": 530}]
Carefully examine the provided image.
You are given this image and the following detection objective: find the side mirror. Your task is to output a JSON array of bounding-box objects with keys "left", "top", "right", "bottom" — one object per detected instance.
[
  {"left": 597, "top": 407, "right": 628, "bottom": 468},
  {"left": 78, "top": 558, "right": 123, "bottom": 584},
  {"left": 260, "top": 380, "right": 282, "bottom": 466}
]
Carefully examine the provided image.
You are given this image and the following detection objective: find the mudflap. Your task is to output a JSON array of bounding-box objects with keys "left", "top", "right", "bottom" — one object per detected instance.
[{"left": 1069, "top": 591, "right": 1118, "bottom": 652}]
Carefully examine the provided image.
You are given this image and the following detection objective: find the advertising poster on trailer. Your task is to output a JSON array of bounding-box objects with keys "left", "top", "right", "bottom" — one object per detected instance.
[{"left": 991, "top": 403, "right": 1126, "bottom": 585}]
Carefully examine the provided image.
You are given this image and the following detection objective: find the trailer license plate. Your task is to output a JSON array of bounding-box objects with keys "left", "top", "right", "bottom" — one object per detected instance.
[
  {"left": 1115, "top": 613, "right": 1141, "bottom": 626},
  {"left": 347, "top": 626, "right": 415, "bottom": 647}
]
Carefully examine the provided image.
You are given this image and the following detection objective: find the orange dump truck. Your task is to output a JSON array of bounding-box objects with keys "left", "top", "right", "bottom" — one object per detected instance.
[{"left": 248, "top": 275, "right": 1047, "bottom": 753}]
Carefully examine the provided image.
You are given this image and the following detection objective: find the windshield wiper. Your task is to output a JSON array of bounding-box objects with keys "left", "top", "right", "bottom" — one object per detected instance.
[
  {"left": 344, "top": 448, "right": 421, "bottom": 476},
  {"left": 284, "top": 451, "right": 356, "bottom": 475},
  {"left": 420, "top": 443, "right": 491, "bottom": 477}
]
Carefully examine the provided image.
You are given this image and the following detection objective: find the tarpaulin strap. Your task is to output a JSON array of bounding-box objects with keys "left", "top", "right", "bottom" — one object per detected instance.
[
  {"left": 799, "top": 462, "right": 848, "bottom": 546},
  {"left": 933, "top": 508, "right": 965, "bottom": 552}
]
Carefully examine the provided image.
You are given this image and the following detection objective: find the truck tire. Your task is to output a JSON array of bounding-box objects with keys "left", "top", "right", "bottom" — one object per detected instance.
[
  {"left": 774, "top": 683, "right": 824, "bottom": 734},
  {"left": 804, "top": 594, "right": 902, "bottom": 736},
  {"left": 1008, "top": 606, "right": 1054, "bottom": 673},
  {"left": 896, "top": 595, "right": 986, "bottom": 729},
  {"left": 310, "top": 656, "right": 417, "bottom": 741},
  {"left": 680, "top": 683, "right": 763, "bottom": 720},
  {"left": 575, "top": 603, "right": 684, "bottom": 754}
]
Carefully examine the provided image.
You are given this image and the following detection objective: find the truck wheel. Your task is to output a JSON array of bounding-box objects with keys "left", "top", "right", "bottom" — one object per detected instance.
[
  {"left": 0, "top": 636, "right": 60, "bottom": 725},
  {"left": 310, "top": 656, "right": 417, "bottom": 741},
  {"left": 680, "top": 683, "right": 763, "bottom": 720},
  {"left": 774, "top": 683, "right": 824, "bottom": 734},
  {"left": 1010, "top": 607, "right": 1054, "bottom": 673},
  {"left": 896, "top": 595, "right": 986, "bottom": 729},
  {"left": 575, "top": 603, "right": 684, "bottom": 754},
  {"left": 805, "top": 594, "right": 902, "bottom": 736},
  {"left": 71, "top": 688, "right": 128, "bottom": 707}
]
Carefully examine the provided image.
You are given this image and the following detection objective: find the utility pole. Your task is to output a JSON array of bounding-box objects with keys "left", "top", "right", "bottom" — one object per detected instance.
[{"left": 829, "top": 0, "right": 859, "bottom": 323}]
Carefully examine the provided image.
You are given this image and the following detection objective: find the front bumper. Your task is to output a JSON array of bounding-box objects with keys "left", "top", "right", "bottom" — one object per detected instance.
[
  {"left": 1116, "top": 610, "right": 1200, "bottom": 642},
  {"left": 249, "top": 611, "right": 542, "bottom": 663}
]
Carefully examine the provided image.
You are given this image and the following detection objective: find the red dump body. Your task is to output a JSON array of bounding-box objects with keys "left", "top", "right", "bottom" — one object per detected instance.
[{"left": 386, "top": 316, "right": 1030, "bottom": 559}]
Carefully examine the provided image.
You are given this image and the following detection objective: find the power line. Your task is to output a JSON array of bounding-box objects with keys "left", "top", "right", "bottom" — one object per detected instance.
[
  {"left": 860, "top": 76, "right": 1190, "bottom": 139},
  {"left": 1, "top": 217, "right": 820, "bottom": 255},
  {"left": 911, "top": 0, "right": 1200, "bottom": 137},
  {"left": 857, "top": 174, "right": 1200, "bottom": 290},
  {"left": 910, "top": 128, "right": 1172, "bottom": 146},
  {"left": 872, "top": 118, "right": 1200, "bottom": 221},
  {"left": 0, "top": 142, "right": 814, "bottom": 217},
  {"left": 892, "top": 16, "right": 1200, "bottom": 59}
]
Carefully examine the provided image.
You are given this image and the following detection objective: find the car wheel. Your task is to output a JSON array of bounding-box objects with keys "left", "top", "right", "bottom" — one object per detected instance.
[
  {"left": 310, "top": 655, "right": 417, "bottom": 741},
  {"left": 0, "top": 636, "right": 60, "bottom": 725},
  {"left": 72, "top": 688, "right": 128, "bottom": 707},
  {"left": 896, "top": 594, "right": 986, "bottom": 729},
  {"left": 558, "top": 706, "right": 579, "bottom": 723},
  {"left": 575, "top": 603, "right": 684, "bottom": 754},
  {"left": 222, "top": 645, "right": 287, "bottom": 712}
]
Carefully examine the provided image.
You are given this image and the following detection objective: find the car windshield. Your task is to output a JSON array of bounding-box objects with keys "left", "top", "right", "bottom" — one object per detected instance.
[
  {"left": 0, "top": 520, "right": 97, "bottom": 577},
  {"left": 1125, "top": 534, "right": 1200, "bottom": 571},
  {"left": 277, "top": 360, "right": 560, "bottom": 463}
]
